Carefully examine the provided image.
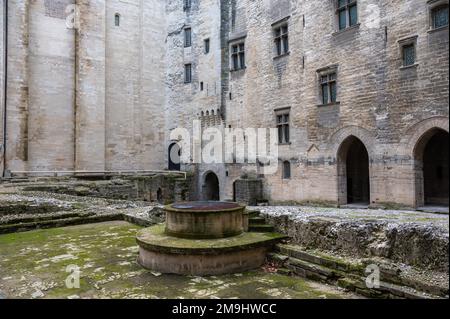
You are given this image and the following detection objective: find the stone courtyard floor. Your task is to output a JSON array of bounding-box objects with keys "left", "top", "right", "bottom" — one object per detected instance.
[{"left": 0, "top": 221, "right": 360, "bottom": 299}]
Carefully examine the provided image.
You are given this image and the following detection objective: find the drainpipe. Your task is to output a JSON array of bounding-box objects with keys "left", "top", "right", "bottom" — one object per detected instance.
[{"left": 2, "top": 0, "right": 8, "bottom": 178}]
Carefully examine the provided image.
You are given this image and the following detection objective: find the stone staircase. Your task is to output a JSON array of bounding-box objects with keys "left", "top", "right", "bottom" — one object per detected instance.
[
  {"left": 269, "top": 244, "right": 449, "bottom": 299},
  {"left": 247, "top": 209, "right": 275, "bottom": 233},
  {"left": 0, "top": 211, "right": 123, "bottom": 235}
]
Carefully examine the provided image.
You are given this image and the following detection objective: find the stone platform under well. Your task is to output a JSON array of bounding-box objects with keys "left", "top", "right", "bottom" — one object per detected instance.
[{"left": 137, "top": 224, "right": 286, "bottom": 276}]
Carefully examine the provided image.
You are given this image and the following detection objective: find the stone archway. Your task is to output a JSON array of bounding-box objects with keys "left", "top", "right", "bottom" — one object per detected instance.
[
  {"left": 414, "top": 128, "right": 449, "bottom": 207},
  {"left": 337, "top": 136, "right": 371, "bottom": 206},
  {"left": 203, "top": 172, "right": 220, "bottom": 201}
]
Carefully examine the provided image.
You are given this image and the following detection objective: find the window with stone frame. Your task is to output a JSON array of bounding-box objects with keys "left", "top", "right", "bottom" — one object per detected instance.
[
  {"left": 398, "top": 36, "right": 418, "bottom": 68},
  {"left": 336, "top": 0, "right": 358, "bottom": 31},
  {"left": 319, "top": 71, "right": 338, "bottom": 105},
  {"left": 184, "top": 28, "right": 192, "bottom": 47},
  {"left": 115, "top": 13, "right": 120, "bottom": 27},
  {"left": 282, "top": 161, "right": 292, "bottom": 180},
  {"left": 184, "top": 64, "right": 192, "bottom": 83},
  {"left": 230, "top": 42, "right": 245, "bottom": 71},
  {"left": 431, "top": 3, "right": 449, "bottom": 29},
  {"left": 274, "top": 23, "right": 289, "bottom": 57},
  {"left": 402, "top": 44, "right": 416, "bottom": 66},
  {"left": 275, "top": 109, "right": 290, "bottom": 144}
]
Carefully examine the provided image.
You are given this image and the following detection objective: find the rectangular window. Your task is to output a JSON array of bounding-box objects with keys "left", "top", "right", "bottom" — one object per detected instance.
[
  {"left": 274, "top": 23, "right": 289, "bottom": 57},
  {"left": 184, "top": 0, "right": 191, "bottom": 11},
  {"left": 432, "top": 5, "right": 449, "bottom": 29},
  {"left": 402, "top": 44, "right": 415, "bottom": 66},
  {"left": 231, "top": 42, "right": 245, "bottom": 71},
  {"left": 337, "top": 0, "right": 358, "bottom": 30},
  {"left": 204, "top": 39, "right": 210, "bottom": 54},
  {"left": 276, "top": 112, "right": 290, "bottom": 144},
  {"left": 184, "top": 64, "right": 192, "bottom": 83},
  {"left": 184, "top": 28, "right": 192, "bottom": 47},
  {"left": 320, "top": 72, "right": 337, "bottom": 105}
]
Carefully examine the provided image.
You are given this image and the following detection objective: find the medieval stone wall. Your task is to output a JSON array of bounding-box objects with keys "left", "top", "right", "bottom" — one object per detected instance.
[
  {"left": 1, "top": 0, "right": 166, "bottom": 174},
  {"left": 1, "top": 0, "right": 448, "bottom": 208}
]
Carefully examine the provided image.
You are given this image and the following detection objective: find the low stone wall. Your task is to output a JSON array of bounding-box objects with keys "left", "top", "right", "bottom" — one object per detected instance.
[
  {"left": 17, "top": 174, "right": 194, "bottom": 204},
  {"left": 260, "top": 208, "right": 449, "bottom": 272}
]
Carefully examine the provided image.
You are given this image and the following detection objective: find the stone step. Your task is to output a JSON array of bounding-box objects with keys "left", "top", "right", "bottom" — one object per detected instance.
[
  {"left": 249, "top": 217, "right": 266, "bottom": 225},
  {"left": 275, "top": 244, "right": 447, "bottom": 299},
  {"left": 337, "top": 277, "right": 438, "bottom": 299},
  {"left": 276, "top": 244, "right": 364, "bottom": 274},
  {"left": 0, "top": 212, "right": 95, "bottom": 226},
  {"left": 286, "top": 256, "right": 341, "bottom": 282},
  {"left": 247, "top": 210, "right": 261, "bottom": 218},
  {"left": 248, "top": 224, "right": 275, "bottom": 233},
  {"left": 0, "top": 213, "right": 124, "bottom": 235}
]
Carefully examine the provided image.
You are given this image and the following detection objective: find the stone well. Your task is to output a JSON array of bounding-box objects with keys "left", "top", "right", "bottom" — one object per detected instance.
[{"left": 136, "top": 201, "right": 286, "bottom": 276}]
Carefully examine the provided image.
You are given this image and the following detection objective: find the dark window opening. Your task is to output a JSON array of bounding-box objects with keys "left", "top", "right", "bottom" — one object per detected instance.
[
  {"left": 337, "top": 0, "right": 358, "bottom": 30},
  {"left": 200, "top": 82, "right": 204, "bottom": 91},
  {"left": 402, "top": 43, "right": 415, "bottom": 66},
  {"left": 277, "top": 112, "right": 290, "bottom": 144},
  {"left": 231, "top": 42, "right": 245, "bottom": 70},
  {"left": 184, "top": 64, "right": 192, "bottom": 83},
  {"left": 283, "top": 161, "right": 291, "bottom": 179},
  {"left": 184, "top": 28, "right": 192, "bottom": 47},
  {"left": 320, "top": 72, "right": 337, "bottom": 105},
  {"left": 115, "top": 14, "right": 120, "bottom": 27},
  {"left": 184, "top": 0, "right": 191, "bottom": 11},
  {"left": 204, "top": 38, "right": 210, "bottom": 54},
  {"left": 274, "top": 24, "right": 289, "bottom": 56},
  {"left": 432, "top": 5, "right": 449, "bottom": 29}
]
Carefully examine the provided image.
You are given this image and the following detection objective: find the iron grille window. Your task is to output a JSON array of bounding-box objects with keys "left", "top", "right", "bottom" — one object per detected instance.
[
  {"left": 231, "top": 43, "right": 245, "bottom": 70},
  {"left": 432, "top": 5, "right": 449, "bottom": 29},
  {"left": 184, "top": 64, "right": 192, "bottom": 83},
  {"left": 320, "top": 73, "right": 337, "bottom": 105},
  {"left": 274, "top": 24, "right": 289, "bottom": 56},
  {"left": 184, "top": 28, "right": 192, "bottom": 47},
  {"left": 277, "top": 113, "right": 290, "bottom": 144},
  {"left": 402, "top": 44, "right": 415, "bottom": 66},
  {"left": 337, "top": 0, "right": 358, "bottom": 30}
]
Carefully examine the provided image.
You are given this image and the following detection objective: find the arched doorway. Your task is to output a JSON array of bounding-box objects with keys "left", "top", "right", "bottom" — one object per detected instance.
[
  {"left": 203, "top": 172, "right": 220, "bottom": 201},
  {"left": 337, "top": 136, "right": 370, "bottom": 205},
  {"left": 168, "top": 143, "right": 181, "bottom": 171},
  {"left": 415, "top": 129, "right": 449, "bottom": 207}
]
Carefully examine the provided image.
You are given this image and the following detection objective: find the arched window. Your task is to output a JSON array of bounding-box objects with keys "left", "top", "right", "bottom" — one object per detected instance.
[
  {"left": 283, "top": 161, "right": 291, "bottom": 179},
  {"left": 115, "top": 14, "right": 120, "bottom": 27}
]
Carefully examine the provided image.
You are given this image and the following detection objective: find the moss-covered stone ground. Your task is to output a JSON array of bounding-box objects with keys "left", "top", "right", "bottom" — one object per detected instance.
[{"left": 0, "top": 221, "right": 359, "bottom": 299}]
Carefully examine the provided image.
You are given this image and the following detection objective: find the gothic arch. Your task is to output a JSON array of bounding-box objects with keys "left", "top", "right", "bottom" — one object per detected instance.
[
  {"left": 329, "top": 126, "right": 376, "bottom": 158},
  {"left": 336, "top": 135, "right": 371, "bottom": 206},
  {"left": 202, "top": 171, "right": 220, "bottom": 201},
  {"left": 401, "top": 117, "right": 449, "bottom": 158}
]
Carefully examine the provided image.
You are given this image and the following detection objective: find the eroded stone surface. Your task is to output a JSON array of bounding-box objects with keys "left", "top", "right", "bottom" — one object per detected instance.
[
  {"left": 0, "top": 221, "right": 359, "bottom": 299},
  {"left": 255, "top": 206, "right": 449, "bottom": 272}
]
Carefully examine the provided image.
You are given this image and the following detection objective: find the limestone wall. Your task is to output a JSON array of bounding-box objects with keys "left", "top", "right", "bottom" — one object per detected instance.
[
  {"left": 1, "top": 0, "right": 448, "bottom": 208},
  {"left": 2, "top": 0, "right": 166, "bottom": 175}
]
